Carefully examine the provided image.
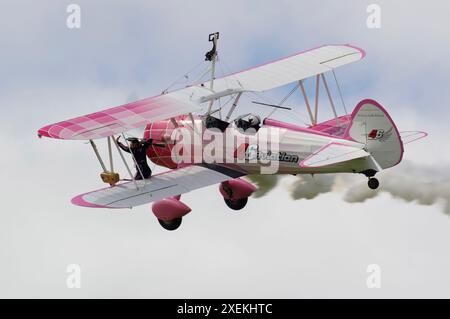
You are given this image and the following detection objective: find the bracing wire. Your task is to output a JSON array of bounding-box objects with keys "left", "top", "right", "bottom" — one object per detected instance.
[
  {"left": 266, "top": 83, "right": 299, "bottom": 118},
  {"left": 278, "top": 84, "right": 299, "bottom": 105},
  {"left": 209, "top": 56, "right": 309, "bottom": 125},
  {"left": 332, "top": 69, "right": 348, "bottom": 115},
  {"left": 162, "top": 60, "right": 206, "bottom": 94}
]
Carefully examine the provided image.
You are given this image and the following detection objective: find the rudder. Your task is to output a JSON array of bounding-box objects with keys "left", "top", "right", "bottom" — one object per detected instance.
[{"left": 345, "top": 99, "right": 404, "bottom": 169}]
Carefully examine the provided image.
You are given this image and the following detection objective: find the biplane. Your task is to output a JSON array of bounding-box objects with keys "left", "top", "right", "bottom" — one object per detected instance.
[{"left": 38, "top": 33, "right": 426, "bottom": 230}]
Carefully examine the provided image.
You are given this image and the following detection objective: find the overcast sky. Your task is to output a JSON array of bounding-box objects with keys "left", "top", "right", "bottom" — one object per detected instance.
[{"left": 1, "top": 0, "right": 450, "bottom": 298}]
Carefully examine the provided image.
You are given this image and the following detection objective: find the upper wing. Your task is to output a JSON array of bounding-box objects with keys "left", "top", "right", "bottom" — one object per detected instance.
[
  {"left": 201, "top": 44, "right": 364, "bottom": 93},
  {"left": 38, "top": 44, "right": 363, "bottom": 140},
  {"left": 37, "top": 91, "right": 201, "bottom": 140},
  {"left": 299, "top": 142, "right": 369, "bottom": 168},
  {"left": 177, "top": 44, "right": 364, "bottom": 104},
  {"left": 71, "top": 164, "right": 245, "bottom": 209}
]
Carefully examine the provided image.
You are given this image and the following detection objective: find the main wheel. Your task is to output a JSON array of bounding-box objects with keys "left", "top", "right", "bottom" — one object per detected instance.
[
  {"left": 224, "top": 197, "right": 248, "bottom": 210},
  {"left": 368, "top": 178, "right": 379, "bottom": 190},
  {"left": 158, "top": 218, "right": 182, "bottom": 231}
]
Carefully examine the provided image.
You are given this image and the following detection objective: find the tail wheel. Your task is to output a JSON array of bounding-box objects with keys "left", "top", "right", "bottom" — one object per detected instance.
[
  {"left": 368, "top": 178, "right": 379, "bottom": 190},
  {"left": 158, "top": 218, "right": 182, "bottom": 231},
  {"left": 224, "top": 197, "right": 248, "bottom": 210}
]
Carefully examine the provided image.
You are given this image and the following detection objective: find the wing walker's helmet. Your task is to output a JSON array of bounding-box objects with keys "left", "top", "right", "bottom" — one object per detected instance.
[
  {"left": 126, "top": 137, "right": 141, "bottom": 148},
  {"left": 126, "top": 137, "right": 140, "bottom": 143}
]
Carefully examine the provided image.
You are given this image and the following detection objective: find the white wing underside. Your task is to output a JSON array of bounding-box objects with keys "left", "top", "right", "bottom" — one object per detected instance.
[{"left": 72, "top": 164, "right": 245, "bottom": 209}]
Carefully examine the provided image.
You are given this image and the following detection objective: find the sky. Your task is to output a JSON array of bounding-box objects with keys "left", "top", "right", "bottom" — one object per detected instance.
[{"left": 1, "top": 0, "right": 450, "bottom": 298}]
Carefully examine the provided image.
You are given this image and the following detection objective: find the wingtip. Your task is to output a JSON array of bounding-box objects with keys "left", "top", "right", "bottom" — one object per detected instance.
[
  {"left": 344, "top": 44, "right": 366, "bottom": 59},
  {"left": 37, "top": 125, "right": 55, "bottom": 139},
  {"left": 71, "top": 194, "right": 109, "bottom": 208}
]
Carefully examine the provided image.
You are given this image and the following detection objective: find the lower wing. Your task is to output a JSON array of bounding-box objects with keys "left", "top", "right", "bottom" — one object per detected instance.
[{"left": 72, "top": 164, "right": 245, "bottom": 209}]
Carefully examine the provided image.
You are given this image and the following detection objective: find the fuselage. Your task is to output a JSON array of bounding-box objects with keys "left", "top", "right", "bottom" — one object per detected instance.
[{"left": 143, "top": 115, "right": 370, "bottom": 175}]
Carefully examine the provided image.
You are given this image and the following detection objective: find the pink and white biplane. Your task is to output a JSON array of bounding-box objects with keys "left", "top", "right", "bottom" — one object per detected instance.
[{"left": 38, "top": 33, "right": 426, "bottom": 230}]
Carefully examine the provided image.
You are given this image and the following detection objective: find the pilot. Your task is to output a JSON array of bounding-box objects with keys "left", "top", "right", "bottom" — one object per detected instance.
[
  {"left": 116, "top": 136, "right": 153, "bottom": 180},
  {"left": 247, "top": 115, "right": 261, "bottom": 130}
]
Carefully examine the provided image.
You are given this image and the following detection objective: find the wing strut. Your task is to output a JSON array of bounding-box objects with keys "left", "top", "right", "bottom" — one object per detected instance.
[
  {"left": 298, "top": 80, "right": 315, "bottom": 125},
  {"left": 302, "top": 72, "right": 341, "bottom": 126},
  {"left": 90, "top": 138, "right": 138, "bottom": 189},
  {"left": 225, "top": 92, "right": 242, "bottom": 121},
  {"left": 112, "top": 136, "right": 139, "bottom": 190},
  {"left": 107, "top": 136, "right": 114, "bottom": 172},
  {"left": 313, "top": 75, "right": 320, "bottom": 125},
  {"left": 89, "top": 140, "right": 107, "bottom": 172}
]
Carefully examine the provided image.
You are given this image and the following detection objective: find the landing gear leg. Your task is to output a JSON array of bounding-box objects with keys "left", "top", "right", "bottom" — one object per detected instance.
[
  {"left": 361, "top": 169, "right": 379, "bottom": 190},
  {"left": 368, "top": 177, "right": 379, "bottom": 190}
]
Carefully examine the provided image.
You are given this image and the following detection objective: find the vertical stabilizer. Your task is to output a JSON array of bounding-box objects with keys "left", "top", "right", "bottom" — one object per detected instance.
[{"left": 345, "top": 99, "right": 404, "bottom": 169}]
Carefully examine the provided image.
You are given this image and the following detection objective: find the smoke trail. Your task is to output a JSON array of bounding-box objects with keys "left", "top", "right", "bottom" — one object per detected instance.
[
  {"left": 342, "top": 162, "right": 450, "bottom": 214},
  {"left": 249, "top": 161, "right": 450, "bottom": 214},
  {"left": 245, "top": 174, "right": 280, "bottom": 198},
  {"left": 288, "top": 174, "right": 335, "bottom": 200}
]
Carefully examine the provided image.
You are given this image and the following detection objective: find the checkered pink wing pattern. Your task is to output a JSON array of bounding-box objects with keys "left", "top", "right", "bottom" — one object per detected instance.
[{"left": 37, "top": 93, "right": 201, "bottom": 140}]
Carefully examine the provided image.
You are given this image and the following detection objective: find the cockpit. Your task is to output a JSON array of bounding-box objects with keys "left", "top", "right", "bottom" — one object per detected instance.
[
  {"left": 204, "top": 113, "right": 262, "bottom": 134},
  {"left": 234, "top": 114, "right": 261, "bottom": 133}
]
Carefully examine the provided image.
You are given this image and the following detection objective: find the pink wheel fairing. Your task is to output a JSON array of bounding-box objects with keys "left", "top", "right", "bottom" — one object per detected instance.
[
  {"left": 219, "top": 178, "right": 257, "bottom": 200},
  {"left": 151, "top": 197, "right": 191, "bottom": 221}
]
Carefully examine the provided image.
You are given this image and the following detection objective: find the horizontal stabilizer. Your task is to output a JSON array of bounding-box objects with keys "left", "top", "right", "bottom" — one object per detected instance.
[
  {"left": 400, "top": 131, "right": 428, "bottom": 144},
  {"left": 300, "top": 142, "right": 369, "bottom": 168}
]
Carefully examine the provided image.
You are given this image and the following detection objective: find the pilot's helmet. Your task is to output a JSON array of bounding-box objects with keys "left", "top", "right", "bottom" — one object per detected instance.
[{"left": 248, "top": 114, "right": 261, "bottom": 127}]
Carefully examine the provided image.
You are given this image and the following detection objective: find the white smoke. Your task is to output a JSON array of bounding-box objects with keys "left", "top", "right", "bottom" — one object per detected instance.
[
  {"left": 247, "top": 161, "right": 450, "bottom": 214},
  {"left": 246, "top": 174, "right": 280, "bottom": 198},
  {"left": 342, "top": 162, "right": 450, "bottom": 214},
  {"left": 288, "top": 174, "right": 335, "bottom": 200}
]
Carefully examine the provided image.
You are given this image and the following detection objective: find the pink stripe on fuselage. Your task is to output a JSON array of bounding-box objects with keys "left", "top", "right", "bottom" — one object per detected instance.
[{"left": 263, "top": 118, "right": 348, "bottom": 139}]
